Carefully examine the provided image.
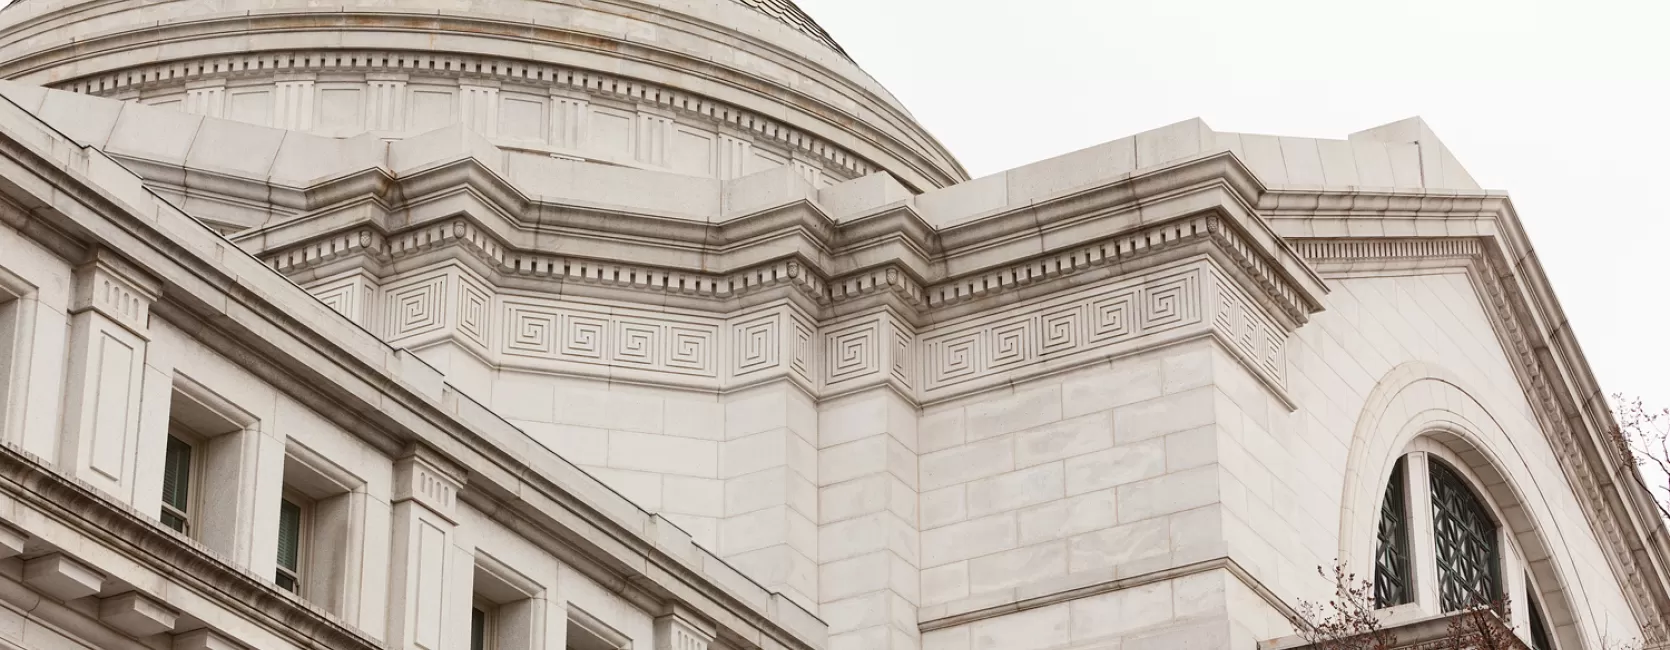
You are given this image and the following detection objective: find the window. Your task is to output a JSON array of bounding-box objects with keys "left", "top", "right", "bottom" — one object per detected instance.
[
  {"left": 1527, "top": 581, "right": 1555, "bottom": 650},
  {"left": 471, "top": 553, "right": 546, "bottom": 650},
  {"left": 276, "top": 443, "right": 365, "bottom": 615},
  {"left": 1372, "top": 444, "right": 1568, "bottom": 647},
  {"left": 0, "top": 276, "right": 31, "bottom": 442},
  {"left": 275, "top": 491, "right": 311, "bottom": 594},
  {"left": 1430, "top": 460, "right": 1500, "bottom": 611},
  {"left": 1374, "top": 458, "right": 1412, "bottom": 608},
  {"left": 159, "top": 433, "right": 197, "bottom": 533},
  {"left": 471, "top": 597, "right": 497, "bottom": 650},
  {"left": 163, "top": 378, "right": 257, "bottom": 552}
]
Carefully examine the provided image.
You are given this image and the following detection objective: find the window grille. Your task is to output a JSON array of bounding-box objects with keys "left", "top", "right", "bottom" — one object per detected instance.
[
  {"left": 1374, "top": 459, "right": 1413, "bottom": 608},
  {"left": 1430, "top": 461, "right": 1500, "bottom": 611}
]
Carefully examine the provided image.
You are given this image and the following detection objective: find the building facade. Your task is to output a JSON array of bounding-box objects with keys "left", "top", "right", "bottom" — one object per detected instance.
[{"left": 0, "top": 0, "right": 1663, "bottom": 649}]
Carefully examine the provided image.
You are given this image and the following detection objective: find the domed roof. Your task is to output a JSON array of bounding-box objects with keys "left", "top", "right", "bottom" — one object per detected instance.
[
  {"left": 0, "top": 0, "right": 966, "bottom": 189},
  {"left": 732, "top": 0, "right": 849, "bottom": 58}
]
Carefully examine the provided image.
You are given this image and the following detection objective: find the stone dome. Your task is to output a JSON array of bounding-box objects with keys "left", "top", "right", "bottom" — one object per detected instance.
[{"left": 0, "top": 0, "right": 965, "bottom": 190}]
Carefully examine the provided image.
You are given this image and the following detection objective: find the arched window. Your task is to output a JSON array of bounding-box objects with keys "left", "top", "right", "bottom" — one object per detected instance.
[
  {"left": 1368, "top": 445, "right": 1560, "bottom": 648},
  {"left": 1429, "top": 460, "right": 1500, "bottom": 611},
  {"left": 1374, "top": 459, "right": 1412, "bottom": 608}
]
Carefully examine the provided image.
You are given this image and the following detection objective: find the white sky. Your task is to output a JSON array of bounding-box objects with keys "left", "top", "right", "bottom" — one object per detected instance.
[
  {"left": 0, "top": 0, "right": 1659, "bottom": 411},
  {"left": 802, "top": 0, "right": 1670, "bottom": 412}
]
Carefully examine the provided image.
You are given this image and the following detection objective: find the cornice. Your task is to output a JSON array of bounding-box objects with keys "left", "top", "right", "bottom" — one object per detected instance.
[
  {"left": 0, "top": 95, "right": 826, "bottom": 650},
  {"left": 0, "top": 9, "right": 962, "bottom": 190},
  {"left": 62, "top": 48, "right": 880, "bottom": 182},
  {"left": 1292, "top": 232, "right": 1670, "bottom": 643},
  {"left": 236, "top": 153, "right": 1323, "bottom": 330},
  {"left": 0, "top": 441, "right": 384, "bottom": 650}
]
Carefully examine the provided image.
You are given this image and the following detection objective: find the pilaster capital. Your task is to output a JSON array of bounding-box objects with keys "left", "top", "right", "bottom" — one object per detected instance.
[
  {"left": 70, "top": 248, "right": 160, "bottom": 336},
  {"left": 391, "top": 446, "right": 465, "bottom": 521},
  {"left": 654, "top": 606, "right": 715, "bottom": 650}
]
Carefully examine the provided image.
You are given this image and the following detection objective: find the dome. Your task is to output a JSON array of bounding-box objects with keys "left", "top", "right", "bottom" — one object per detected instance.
[
  {"left": 730, "top": 0, "right": 849, "bottom": 58},
  {"left": 0, "top": 0, "right": 965, "bottom": 190}
]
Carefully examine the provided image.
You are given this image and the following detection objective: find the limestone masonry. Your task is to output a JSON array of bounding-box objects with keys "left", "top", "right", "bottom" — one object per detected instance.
[{"left": 0, "top": 0, "right": 1661, "bottom": 649}]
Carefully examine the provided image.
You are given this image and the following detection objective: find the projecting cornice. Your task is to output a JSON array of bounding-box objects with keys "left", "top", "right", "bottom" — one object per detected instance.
[
  {"left": 0, "top": 2, "right": 966, "bottom": 190},
  {"left": 236, "top": 150, "right": 1325, "bottom": 327},
  {"left": 1270, "top": 193, "right": 1670, "bottom": 645}
]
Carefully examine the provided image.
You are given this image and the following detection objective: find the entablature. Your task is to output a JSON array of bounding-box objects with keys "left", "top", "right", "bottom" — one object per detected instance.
[{"left": 242, "top": 151, "right": 1327, "bottom": 330}]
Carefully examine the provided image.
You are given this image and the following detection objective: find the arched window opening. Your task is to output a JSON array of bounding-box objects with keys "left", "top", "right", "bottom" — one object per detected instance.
[
  {"left": 1526, "top": 577, "right": 1556, "bottom": 650},
  {"left": 1374, "top": 459, "right": 1413, "bottom": 608},
  {"left": 1430, "top": 460, "right": 1501, "bottom": 611}
]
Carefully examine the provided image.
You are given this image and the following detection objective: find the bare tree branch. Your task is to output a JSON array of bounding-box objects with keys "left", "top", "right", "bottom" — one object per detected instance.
[
  {"left": 1610, "top": 394, "right": 1670, "bottom": 524},
  {"left": 1287, "top": 563, "right": 1396, "bottom": 650}
]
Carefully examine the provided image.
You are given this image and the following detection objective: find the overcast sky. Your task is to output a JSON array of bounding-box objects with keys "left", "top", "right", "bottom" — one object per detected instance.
[{"left": 802, "top": 0, "right": 1670, "bottom": 412}]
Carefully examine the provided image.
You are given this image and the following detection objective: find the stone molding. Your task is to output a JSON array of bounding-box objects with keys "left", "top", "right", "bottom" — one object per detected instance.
[
  {"left": 1294, "top": 234, "right": 1670, "bottom": 643},
  {"left": 0, "top": 3, "right": 965, "bottom": 190},
  {"left": 1259, "top": 605, "right": 1529, "bottom": 650},
  {"left": 918, "top": 557, "right": 1299, "bottom": 634},
  {"left": 245, "top": 158, "right": 1321, "bottom": 328},
  {"left": 0, "top": 441, "right": 383, "bottom": 650},
  {"left": 309, "top": 253, "right": 1294, "bottom": 406},
  {"left": 59, "top": 49, "right": 876, "bottom": 182}
]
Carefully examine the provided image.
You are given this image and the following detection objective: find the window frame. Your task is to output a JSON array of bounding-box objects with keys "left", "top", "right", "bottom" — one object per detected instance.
[
  {"left": 470, "top": 595, "right": 498, "bottom": 650},
  {"left": 1373, "top": 458, "right": 1413, "bottom": 608},
  {"left": 158, "top": 425, "right": 205, "bottom": 535},
  {"left": 0, "top": 270, "right": 37, "bottom": 445},
  {"left": 1372, "top": 443, "right": 1566, "bottom": 649},
  {"left": 275, "top": 488, "right": 314, "bottom": 596},
  {"left": 1525, "top": 574, "right": 1557, "bottom": 650}
]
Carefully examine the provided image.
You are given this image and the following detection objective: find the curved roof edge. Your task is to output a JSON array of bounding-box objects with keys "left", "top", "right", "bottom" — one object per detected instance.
[{"left": 732, "top": 0, "right": 849, "bottom": 59}]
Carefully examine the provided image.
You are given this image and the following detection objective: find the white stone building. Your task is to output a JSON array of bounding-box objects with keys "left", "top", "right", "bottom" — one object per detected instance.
[{"left": 0, "top": 0, "right": 1661, "bottom": 648}]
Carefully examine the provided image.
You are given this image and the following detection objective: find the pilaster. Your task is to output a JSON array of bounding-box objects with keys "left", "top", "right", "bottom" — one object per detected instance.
[
  {"left": 386, "top": 447, "right": 466, "bottom": 650},
  {"left": 57, "top": 250, "right": 159, "bottom": 498},
  {"left": 637, "top": 112, "right": 675, "bottom": 167},
  {"left": 717, "top": 134, "right": 751, "bottom": 180},
  {"left": 551, "top": 95, "right": 587, "bottom": 150},
  {"left": 817, "top": 387, "right": 920, "bottom": 650},
  {"left": 460, "top": 83, "right": 499, "bottom": 137},
  {"left": 274, "top": 79, "right": 316, "bottom": 131},
  {"left": 366, "top": 76, "right": 408, "bottom": 132},
  {"left": 719, "top": 380, "right": 820, "bottom": 611},
  {"left": 184, "top": 81, "right": 225, "bottom": 118}
]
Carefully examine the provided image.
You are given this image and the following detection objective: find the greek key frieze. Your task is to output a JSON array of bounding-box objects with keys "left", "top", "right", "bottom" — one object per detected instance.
[
  {"left": 921, "top": 267, "right": 1203, "bottom": 391},
  {"left": 501, "top": 298, "right": 720, "bottom": 377}
]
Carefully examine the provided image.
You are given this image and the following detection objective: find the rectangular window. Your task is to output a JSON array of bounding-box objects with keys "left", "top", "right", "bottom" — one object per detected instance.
[
  {"left": 0, "top": 282, "right": 28, "bottom": 441},
  {"left": 275, "top": 492, "right": 310, "bottom": 593},
  {"left": 159, "top": 434, "right": 195, "bottom": 533}
]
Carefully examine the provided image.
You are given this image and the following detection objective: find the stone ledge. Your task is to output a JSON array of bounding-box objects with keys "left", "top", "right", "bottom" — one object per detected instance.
[{"left": 1259, "top": 605, "right": 1532, "bottom": 650}]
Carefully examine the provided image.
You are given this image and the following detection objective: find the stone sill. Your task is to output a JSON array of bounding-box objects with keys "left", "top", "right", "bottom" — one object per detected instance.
[{"left": 1258, "top": 604, "right": 1532, "bottom": 650}]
